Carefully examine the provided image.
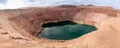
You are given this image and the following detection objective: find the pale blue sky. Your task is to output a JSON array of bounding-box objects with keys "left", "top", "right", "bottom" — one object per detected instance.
[
  {"left": 0, "top": 0, "right": 7, "bottom": 4},
  {"left": 0, "top": 0, "right": 120, "bottom": 9}
]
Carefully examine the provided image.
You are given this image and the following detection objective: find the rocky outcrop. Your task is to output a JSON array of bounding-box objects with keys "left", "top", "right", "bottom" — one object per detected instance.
[{"left": 0, "top": 5, "right": 120, "bottom": 48}]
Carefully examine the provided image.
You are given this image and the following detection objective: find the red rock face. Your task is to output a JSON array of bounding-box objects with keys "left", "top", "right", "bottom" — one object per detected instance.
[
  {"left": 8, "top": 6, "right": 81, "bottom": 37},
  {"left": 8, "top": 5, "right": 119, "bottom": 40},
  {"left": 0, "top": 5, "right": 120, "bottom": 48}
]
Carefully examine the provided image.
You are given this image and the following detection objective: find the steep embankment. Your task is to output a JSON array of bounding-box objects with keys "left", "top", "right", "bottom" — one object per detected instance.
[{"left": 0, "top": 5, "right": 120, "bottom": 48}]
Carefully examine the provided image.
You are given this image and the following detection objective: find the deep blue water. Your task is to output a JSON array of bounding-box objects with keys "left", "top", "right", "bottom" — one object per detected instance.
[{"left": 39, "top": 21, "right": 97, "bottom": 40}]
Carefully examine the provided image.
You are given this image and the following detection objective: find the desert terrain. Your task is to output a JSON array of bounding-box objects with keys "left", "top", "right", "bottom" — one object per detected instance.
[{"left": 0, "top": 5, "right": 120, "bottom": 48}]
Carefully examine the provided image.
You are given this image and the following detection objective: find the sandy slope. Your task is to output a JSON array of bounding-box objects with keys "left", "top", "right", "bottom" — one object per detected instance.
[{"left": 0, "top": 5, "right": 120, "bottom": 48}]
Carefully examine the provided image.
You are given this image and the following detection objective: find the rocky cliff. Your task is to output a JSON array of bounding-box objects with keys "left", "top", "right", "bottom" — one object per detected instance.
[{"left": 0, "top": 5, "right": 120, "bottom": 48}]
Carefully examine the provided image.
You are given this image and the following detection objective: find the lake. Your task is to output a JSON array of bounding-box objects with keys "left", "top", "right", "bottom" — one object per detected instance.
[{"left": 39, "top": 21, "right": 97, "bottom": 40}]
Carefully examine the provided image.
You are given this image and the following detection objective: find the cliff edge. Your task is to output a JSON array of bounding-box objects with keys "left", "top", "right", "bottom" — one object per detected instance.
[{"left": 0, "top": 5, "right": 120, "bottom": 48}]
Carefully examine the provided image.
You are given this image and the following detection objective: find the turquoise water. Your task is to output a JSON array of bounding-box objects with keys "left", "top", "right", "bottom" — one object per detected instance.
[{"left": 39, "top": 21, "right": 97, "bottom": 40}]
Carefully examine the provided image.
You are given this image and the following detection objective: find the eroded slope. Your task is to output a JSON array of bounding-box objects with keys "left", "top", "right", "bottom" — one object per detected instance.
[{"left": 0, "top": 5, "right": 120, "bottom": 48}]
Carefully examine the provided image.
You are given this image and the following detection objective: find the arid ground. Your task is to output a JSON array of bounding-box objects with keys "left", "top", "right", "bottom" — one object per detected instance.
[{"left": 0, "top": 5, "right": 120, "bottom": 48}]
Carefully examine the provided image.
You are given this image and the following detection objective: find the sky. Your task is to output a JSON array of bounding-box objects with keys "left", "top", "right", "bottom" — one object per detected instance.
[{"left": 0, "top": 0, "right": 120, "bottom": 9}]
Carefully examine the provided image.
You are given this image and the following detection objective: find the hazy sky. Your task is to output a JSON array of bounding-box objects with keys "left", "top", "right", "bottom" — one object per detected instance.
[{"left": 0, "top": 0, "right": 120, "bottom": 9}]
